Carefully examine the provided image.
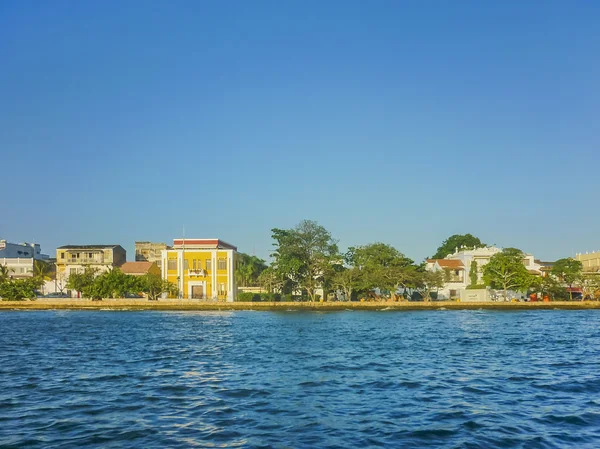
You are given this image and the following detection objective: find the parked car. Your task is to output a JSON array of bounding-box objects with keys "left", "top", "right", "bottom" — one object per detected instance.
[{"left": 40, "top": 292, "right": 69, "bottom": 298}]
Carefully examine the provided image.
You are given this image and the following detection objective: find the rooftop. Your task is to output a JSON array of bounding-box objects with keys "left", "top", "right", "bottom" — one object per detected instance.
[
  {"left": 171, "top": 239, "right": 237, "bottom": 251},
  {"left": 427, "top": 259, "right": 465, "bottom": 269},
  {"left": 120, "top": 261, "right": 156, "bottom": 274}
]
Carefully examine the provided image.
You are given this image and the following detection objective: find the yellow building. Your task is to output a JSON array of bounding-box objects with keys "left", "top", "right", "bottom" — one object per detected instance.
[
  {"left": 161, "top": 239, "right": 237, "bottom": 301},
  {"left": 576, "top": 251, "right": 600, "bottom": 272}
]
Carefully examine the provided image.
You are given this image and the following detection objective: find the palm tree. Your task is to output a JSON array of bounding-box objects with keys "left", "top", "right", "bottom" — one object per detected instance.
[
  {"left": 0, "top": 264, "right": 13, "bottom": 283},
  {"left": 33, "top": 260, "right": 52, "bottom": 294}
]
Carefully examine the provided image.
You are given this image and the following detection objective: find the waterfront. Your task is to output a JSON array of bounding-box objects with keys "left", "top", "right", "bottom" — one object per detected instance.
[{"left": 1, "top": 310, "right": 600, "bottom": 448}]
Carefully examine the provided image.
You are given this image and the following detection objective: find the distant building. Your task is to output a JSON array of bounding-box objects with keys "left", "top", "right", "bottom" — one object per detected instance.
[
  {"left": 135, "top": 241, "right": 171, "bottom": 269},
  {"left": 55, "top": 245, "right": 126, "bottom": 280},
  {"left": 0, "top": 239, "right": 49, "bottom": 260},
  {"left": 120, "top": 261, "right": 160, "bottom": 276},
  {"left": 576, "top": 251, "right": 600, "bottom": 272},
  {"left": 161, "top": 239, "right": 237, "bottom": 301},
  {"left": 0, "top": 239, "right": 50, "bottom": 279},
  {"left": 427, "top": 246, "right": 545, "bottom": 299}
]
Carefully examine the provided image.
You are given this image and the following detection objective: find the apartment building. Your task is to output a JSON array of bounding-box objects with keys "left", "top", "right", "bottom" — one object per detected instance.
[
  {"left": 0, "top": 239, "right": 50, "bottom": 278},
  {"left": 135, "top": 241, "right": 171, "bottom": 269},
  {"left": 576, "top": 250, "right": 600, "bottom": 272},
  {"left": 55, "top": 245, "right": 126, "bottom": 279}
]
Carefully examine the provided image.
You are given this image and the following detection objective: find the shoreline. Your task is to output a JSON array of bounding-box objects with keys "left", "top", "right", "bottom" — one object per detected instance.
[{"left": 1, "top": 299, "right": 600, "bottom": 311}]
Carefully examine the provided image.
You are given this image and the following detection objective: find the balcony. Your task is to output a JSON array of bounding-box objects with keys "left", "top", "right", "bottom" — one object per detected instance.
[{"left": 65, "top": 258, "right": 106, "bottom": 264}]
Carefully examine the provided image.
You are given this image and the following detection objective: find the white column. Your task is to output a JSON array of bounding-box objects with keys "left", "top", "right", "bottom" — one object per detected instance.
[
  {"left": 227, "top": 250, "right": 234, "bottom": 302},
  {"left": 211, "top": 249, "right": 217, "bottom": 298}
]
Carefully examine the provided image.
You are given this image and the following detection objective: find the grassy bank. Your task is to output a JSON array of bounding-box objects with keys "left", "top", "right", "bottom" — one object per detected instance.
[{"left": 1, "top": 299, "right": 600, "bottom": 311}]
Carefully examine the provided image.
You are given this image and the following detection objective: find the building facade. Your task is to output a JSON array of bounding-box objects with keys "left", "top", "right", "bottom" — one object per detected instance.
[
  {"left": 427, "top": 246, "right": 544, "bottom": 299},
  {"left": 0, "top": 239, "right": 50, "bottom": 279},
  {"left": 576, "top": 251, "right": 600, "bottom": 272},
  {"left": 55, "top": 245, "right": 127, "bottom": 280},
  {"left": 135, "top": 241, "right": 171, "bottom": 269},
  {"left": 161, "top": 239, "right": 237, "bottom": 301}
]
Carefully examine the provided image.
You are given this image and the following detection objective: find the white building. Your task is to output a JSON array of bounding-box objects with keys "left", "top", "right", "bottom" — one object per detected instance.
[
  {"left": 427, "top": 246, "right": 544, "bottom": 299},
  {"left": 0, "top": 239, "right": 50, "bottom": 279}
]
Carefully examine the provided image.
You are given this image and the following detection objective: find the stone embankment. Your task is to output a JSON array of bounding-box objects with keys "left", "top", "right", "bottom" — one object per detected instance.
[{"left": 1, "top": 298, "right": 600, "bottom": 311}]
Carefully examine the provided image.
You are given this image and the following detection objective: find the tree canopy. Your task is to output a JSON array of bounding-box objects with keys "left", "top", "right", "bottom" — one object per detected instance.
[
  {"left": 236, "top": 253, "right": 268, "bottom": 287},
  {"left": 432, "top": 234, "right": 486, "bottom": 259},
  {"left": 270, "top": 220, "right": 340, "bottom": 301},
  {"left": 552, "top": 258, "right": 583, "bottom": 300},
  {"left": 483, "top": 248, "right": 533, "bottom": 299}
]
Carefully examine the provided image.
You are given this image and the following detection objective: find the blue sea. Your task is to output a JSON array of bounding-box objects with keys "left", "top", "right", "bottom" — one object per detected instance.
[{"left": 1, "top": 309, "right": 600, "bottom": 448}]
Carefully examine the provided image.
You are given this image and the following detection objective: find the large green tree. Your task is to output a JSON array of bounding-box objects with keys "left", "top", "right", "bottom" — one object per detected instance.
[
  {"left": 552, "top": 258, "right": 583, "bottom": 300},
  {"left": 270, "top": 220, "right": 340, "bottom": 301},
  {"left": 483, "top": 248, "right": 533, "bottom": 300},
  {"left": 347, "top": 243, "right": 415, "bottom": 299},
  {"left": 415, "top": 270, "right": 445, "bottom": 302},
  {"left": 331, "top": 266, "right": 362, "bottom": 301},
  {"left": 432, "top": 234, "right": 486, "bottom": 259},
  {"left": 138, "top": 273, "right": 178, "bottom": 300}
]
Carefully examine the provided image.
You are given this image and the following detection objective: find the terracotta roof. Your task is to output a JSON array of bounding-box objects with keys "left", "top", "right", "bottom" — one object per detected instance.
[
  {"left": 120, "top": 261, "right": 155, "bottom": 274},
  {"left": 428, "top": 259, "right": 465, "bottom": 269},
  {"left": 172, "top": 238, "right": 237, "bottom": 251}
]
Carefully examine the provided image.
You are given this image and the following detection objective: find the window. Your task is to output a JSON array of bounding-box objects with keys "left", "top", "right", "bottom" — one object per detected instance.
[
  {"left": 218, "top": 259, "right": 227, "bottom": 270},
  {"left": 70, "top": 268, "right": 78, "bottom": 276},
  {"left": 168, "top": 259, "right": 177, "bottom": 270},
  {"left": 192, "top": 259, "right": 197, "bottom": 270},
  {"left": 88, "top": 253, "right": 93, "bottom": 258},
  {"left": 61, "top": 253, "right": 65, "bottom": 259},
  {"left": 184, "top": 259, "right": 189, "bottom": 270},
  {"left": 219, "top": 283, "right": 226, "bottom": 296},
  {"left": 206, "top": 259, "right": 212, "bottom": 271},
  {"left": 156, "top": 260, "right": 162, "bottom": 268}
]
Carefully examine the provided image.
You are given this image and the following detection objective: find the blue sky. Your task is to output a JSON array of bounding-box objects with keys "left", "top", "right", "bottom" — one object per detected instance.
[{"left": 1, "top": 0, "right": 599, "bottom": 262}]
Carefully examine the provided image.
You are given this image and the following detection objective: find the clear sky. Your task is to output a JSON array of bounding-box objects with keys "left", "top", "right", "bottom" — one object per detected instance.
[{"left": 1, "top": 0, "right": 599, "bottom": 263}]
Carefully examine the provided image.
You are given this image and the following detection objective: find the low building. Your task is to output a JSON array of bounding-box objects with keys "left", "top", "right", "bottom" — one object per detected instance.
[
  {"left": 135, "top": 241, "right": 171, "bottom": 269},
  {"left": 56, "top": 245, "right": 126, "bottom": 280},
  {"left": 576, "top": 251, "right": 600, "bottom": 272},
  {"left": 120, "top": 261, "right": 160, "bottom": 276},
  {"left": 161, "top": 238, "right": 237, "bottom": 301}
]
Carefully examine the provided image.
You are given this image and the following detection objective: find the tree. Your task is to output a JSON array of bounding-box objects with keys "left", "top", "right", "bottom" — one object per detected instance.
[
  {"left": 67, "top": 268, "right": 98, "bottom": 297},
  {"left": 483, "top": 248, "right": 533, "bottom": 300},
  {"left": 552, "top": 258, "right": 583, "bottom": 300},
  {"left": 270, "top": 220, "right": 339, "bottom": 301},
  {"left": 236, "top": 253, "right": 268, "bottom": 287},
  {"left": 33, "top": 260, "right": 53, "bottom": 294},
  {"left": 577, "top": 272, "right": 600, "bottom": 300},
  {"left": 331, "top": 267, "right": 362, "bottom": 301},
  {"left": 0, "top": 264, "right": 13, "bottom": 283},
  {"left": 415, "top": 270, "right": 445, "bottom": 302},
  {"left": 469, "top": 260, "right": 478, "bottom": 286},
  {"left": 0, "top": 278, "right": 39, "bottom": 301},
  {"left": 347, "top": 243, "right": 415, "bottom": 299},
  {"left": 258, "top": 267, "right": 284, "bottom": 294},
  {"left": 432, "top": 234, "right": 486, "bottom": 259},
  {"left": 138, "top": 273, "right": 177, "bottom": 300}
]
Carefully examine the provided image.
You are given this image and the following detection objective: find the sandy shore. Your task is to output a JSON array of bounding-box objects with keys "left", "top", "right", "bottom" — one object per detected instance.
[{"left": 1, "top": 299, "right": 600, "bottom": 311}]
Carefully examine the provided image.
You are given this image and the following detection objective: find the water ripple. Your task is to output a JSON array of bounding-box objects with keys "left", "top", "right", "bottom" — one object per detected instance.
[{"left": 1, "top": 310, "right": 600, "bottom": 448}]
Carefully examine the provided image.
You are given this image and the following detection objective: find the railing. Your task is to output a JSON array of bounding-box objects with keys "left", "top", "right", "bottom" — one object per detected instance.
[{"left": 65, "top": 258, "right": 106, "bottom": 264}]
